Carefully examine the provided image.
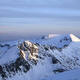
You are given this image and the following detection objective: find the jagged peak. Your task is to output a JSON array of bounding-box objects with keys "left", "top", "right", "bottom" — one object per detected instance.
[{"left": 18, "top": 40, "right": 38, "bottom": 61}]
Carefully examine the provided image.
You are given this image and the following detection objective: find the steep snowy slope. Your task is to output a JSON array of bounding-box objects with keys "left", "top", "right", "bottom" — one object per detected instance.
[
  {"left": 0, "top": 41, "right": 19, "bottom": 65},
  {"left": 0, "top": 34, "right": 80, "bottom": 80},
  {"left": 51, "top": 42, "right": 80, "bottom": 69},
  {"left": 0, "top": 46, "right": 19, "bottom": 65}
]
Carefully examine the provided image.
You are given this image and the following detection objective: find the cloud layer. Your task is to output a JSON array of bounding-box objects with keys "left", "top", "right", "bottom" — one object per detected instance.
[{"left": 0, "top": 0, "right": 80, "bottom": 40}]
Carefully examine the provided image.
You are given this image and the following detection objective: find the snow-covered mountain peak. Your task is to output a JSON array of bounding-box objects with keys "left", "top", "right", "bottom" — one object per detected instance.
[
  {"left": 70, "top": 34, "right": 80, "bottom": 42},
  {"left": 46, "top": 34, "right": 59, "bottom": 39}
]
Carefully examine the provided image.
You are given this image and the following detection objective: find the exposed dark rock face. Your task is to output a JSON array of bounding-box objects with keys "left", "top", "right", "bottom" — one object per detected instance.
[
  {"left": 0, "top": 44, "right": 10, "bottom": 48},
  {"left": 53, "top": 69, "right": 65, "bottom": 73},
  {"left": 52, "top": 56, "right": 59, "bottom": 64},
  {"left": 0, "top": 65, "right": 7, "bottom": 79},
  {"left": 50, "top": 46, "right": 57, "bottom": 50},
  {"left": 41, "top": 36, "right": 44, "bottom": 39},
  {"left": 0, "top": 57, "right": 30, "bottom": 80},
  {"left": 44, "top": 47, "right": 49, "bottom": 51}
]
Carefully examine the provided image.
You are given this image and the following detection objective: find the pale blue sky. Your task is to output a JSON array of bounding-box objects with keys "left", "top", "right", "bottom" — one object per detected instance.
[{"left": 0, "top": 0, "right": 80, "bottom": 40}]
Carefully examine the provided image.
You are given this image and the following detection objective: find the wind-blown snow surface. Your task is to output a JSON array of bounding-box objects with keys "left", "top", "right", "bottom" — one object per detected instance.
[
  {"left": 0, "top": 34, "right": 80, "bottom": 80},
  {"left": 7, "top": 69, "right": 80, "bottom": 80},
  {"left": 0, "top": 41, "right": 19, "bottom": 65},
  {"left": 41, "top": 69, "right": 80, "bottom": 80},
  {"left": 0, "top": 46, "right": 19, "bottom": 65}
]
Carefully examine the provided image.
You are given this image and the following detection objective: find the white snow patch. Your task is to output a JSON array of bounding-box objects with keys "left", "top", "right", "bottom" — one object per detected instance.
[{"left": 70, "top": 34, "right": 80, "bottom": 42}]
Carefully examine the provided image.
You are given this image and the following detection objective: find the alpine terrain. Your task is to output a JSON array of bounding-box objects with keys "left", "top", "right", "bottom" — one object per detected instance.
[{"left": 0, "top": 34, "right": 80, "bottom": 80}]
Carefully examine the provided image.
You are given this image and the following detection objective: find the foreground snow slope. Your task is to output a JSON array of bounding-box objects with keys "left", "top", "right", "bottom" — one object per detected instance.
[
  {"left": 7, "top": 68, "right": 80, "bottom": 80},
  {"left": 41, "top": 69, "right": 80, "bottom": 80}
]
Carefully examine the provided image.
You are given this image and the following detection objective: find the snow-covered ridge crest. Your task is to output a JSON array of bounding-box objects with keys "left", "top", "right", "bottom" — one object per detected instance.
[
  {"left": 70, "top": 34, "right": 80, "bottom": 42},
  {"left": 41, "top": 34, "right": 80, "bottom": 48},
  {"left": 18, "top": 40, "right": 38, "bottom": 61},
  {"left": 42, "top": 34, "right": 80, "bottom": 42}
]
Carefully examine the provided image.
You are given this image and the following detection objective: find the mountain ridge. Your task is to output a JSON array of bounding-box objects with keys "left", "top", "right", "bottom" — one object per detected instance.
[{"left": 0, "top": 34, "right": 80, "bottom": 80}]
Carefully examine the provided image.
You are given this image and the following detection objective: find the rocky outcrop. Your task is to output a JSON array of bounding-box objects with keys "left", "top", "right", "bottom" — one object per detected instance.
[
  {"left": 18, "top": 41, "right": 38, "bottom": 61},
  {"left": 0, "top": 57, "right": 30, "bottom": 80}
]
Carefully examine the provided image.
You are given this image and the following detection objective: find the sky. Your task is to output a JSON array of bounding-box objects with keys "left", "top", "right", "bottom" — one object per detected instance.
[{"left": 0, "top": 0, "right": 80, "bottom": 40}]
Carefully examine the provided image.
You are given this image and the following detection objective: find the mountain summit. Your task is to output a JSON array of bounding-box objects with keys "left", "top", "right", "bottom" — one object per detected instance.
[{"left": 70, "top": 34, "right": 80, "bottom": 42}]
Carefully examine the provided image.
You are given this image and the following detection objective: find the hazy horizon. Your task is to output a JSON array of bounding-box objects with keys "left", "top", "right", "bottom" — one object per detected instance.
[{"left": 0, "top": 0, "right": 80, "bottom": 40}]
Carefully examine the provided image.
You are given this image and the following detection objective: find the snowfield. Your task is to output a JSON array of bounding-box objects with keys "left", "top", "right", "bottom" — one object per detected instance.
[
  {"left": 0, "top": 34, "right": 80, "bottom": 80},
  {"left": 6, "top": 68, "right": 80, "bottom": 80},
  {"left": 41, "top": 69, "right": 80, "bottom": 80}
]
